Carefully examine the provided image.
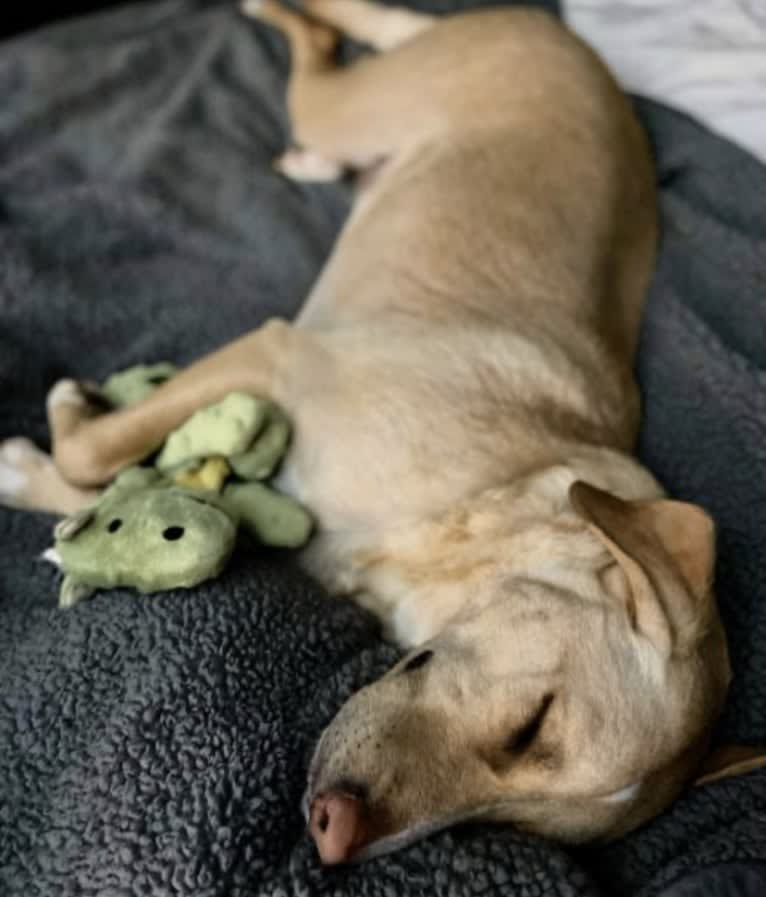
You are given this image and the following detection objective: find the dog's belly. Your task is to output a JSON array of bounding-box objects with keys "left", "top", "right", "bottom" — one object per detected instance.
[
  {"left": 272, "top": 323, "right": 630, "bottom": 533},
  {"left": 272, "top": 401, "right": 509, "bottom": 530}
]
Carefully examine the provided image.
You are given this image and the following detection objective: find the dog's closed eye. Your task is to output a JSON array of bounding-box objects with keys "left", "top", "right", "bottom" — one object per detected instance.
[
  {"left": 402, "top": 650, "right": 433, "bottom": 673},
  {"left": 504, "top": 693, "right": 554, "bottom": 754}
]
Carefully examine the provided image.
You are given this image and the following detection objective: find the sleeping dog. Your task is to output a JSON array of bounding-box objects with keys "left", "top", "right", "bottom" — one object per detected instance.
[{"left": 0, "top": 0, "right": 738, "bottom": 865}]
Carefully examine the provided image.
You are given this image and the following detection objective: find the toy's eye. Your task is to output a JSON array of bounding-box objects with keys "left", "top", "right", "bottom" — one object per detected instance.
[
  {"left": 107, "top": 518, "right": 123, "bottom": 533},
  {"left": 163, "top": 526, "right": 185, "bottom": 541},
  {"left": 147, "top": 375, "right": 168, "bottom": 385}
]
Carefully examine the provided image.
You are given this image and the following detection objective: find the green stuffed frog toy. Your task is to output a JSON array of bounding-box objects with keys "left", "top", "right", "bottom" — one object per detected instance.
[{"left": 45, "top": 366, "right": 313, "bottom": 608}]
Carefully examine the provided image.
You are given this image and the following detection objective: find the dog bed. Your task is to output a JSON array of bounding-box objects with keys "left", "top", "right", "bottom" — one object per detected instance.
[{"left": 1, "top": 1, "right": 765, "bottom": 895}]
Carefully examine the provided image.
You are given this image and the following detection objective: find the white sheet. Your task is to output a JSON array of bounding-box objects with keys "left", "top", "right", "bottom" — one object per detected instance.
[{"left": 565, "top": 0, "right": 766, "bottom": 164}]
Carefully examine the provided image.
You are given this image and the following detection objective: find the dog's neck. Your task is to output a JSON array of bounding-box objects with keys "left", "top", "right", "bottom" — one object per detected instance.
[{"left": 303, "top": 448, "right": 664, "bottom": 646}]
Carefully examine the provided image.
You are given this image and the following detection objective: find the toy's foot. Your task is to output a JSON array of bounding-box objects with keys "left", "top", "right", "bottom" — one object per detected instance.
[{"left": 0, "top": 437, "right": 99, "bottom": 516}]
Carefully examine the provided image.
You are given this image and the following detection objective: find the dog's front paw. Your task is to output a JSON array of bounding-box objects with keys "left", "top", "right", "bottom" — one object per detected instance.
[
  {"left": 45, "top": 378, "right": 110, "bottom": 452},
  {"left": 0, "top": 437, "right": 98, "bottom": 516},
  {"left": 0, "top": 438, "right": 52, "bottom": 509},
  {"left": 46, "top": 378, "right": 106, "bottom": 413}
]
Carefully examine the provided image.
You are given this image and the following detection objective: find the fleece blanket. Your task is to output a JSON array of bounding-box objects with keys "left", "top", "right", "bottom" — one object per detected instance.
[{"left": 1, "top": 2, "right": 765, "bottom": 895}]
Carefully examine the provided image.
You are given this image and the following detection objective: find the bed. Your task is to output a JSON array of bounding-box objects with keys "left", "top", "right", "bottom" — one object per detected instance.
[{"left": 1, "top": 2, "right": 765, "bottom": 895}]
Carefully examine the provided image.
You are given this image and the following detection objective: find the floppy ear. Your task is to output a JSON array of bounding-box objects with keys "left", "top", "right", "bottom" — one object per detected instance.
[
  {"left": 569, "top": 481, "right": 717, "bottom": 658},
  {"left": 694, "top": 744, "right": 766, "bottom": 787}
]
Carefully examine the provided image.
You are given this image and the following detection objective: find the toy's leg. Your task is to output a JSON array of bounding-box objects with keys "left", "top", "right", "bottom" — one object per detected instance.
[
  {"left": 0, "top": 438, "right": 100, "bottom": 515},
  {"left": 47, "top": 318, "right": 305, "bottom": 488}
]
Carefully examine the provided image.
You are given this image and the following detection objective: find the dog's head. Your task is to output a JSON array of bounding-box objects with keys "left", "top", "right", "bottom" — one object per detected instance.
[{"left": 305, "top": 481, "right": 731, "bottom": 863}]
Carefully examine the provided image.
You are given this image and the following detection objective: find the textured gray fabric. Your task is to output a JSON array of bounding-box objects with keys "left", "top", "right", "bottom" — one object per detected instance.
[
  {"left": 654, "top": 862, "right": 766, "bottom": 897},
  {"left": 0, "top": 2, "right": 764, "bottom": 895}
]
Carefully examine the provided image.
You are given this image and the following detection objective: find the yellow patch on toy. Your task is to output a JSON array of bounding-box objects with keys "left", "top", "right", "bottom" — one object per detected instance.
[{"left": 172, "top": 457, "right": 231, "bottom": 493}]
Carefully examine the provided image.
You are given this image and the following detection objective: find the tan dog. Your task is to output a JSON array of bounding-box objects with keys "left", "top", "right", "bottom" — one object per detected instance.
[{"left": 0, "top": 0, "right": 744, "bottom": 865}]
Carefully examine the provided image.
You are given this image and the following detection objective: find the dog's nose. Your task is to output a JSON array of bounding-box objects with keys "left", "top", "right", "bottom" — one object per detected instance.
[{"left": 309, "top": 791, "right": 367, "bottom": 864}]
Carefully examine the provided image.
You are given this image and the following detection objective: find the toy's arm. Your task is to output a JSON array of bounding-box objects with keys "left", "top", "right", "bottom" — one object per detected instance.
[
  {"left": 222, "top": 482, "right": 313, "bottom": 549},
  {"left": 229, "top": 405, "right": 291, "bottom": 481}
]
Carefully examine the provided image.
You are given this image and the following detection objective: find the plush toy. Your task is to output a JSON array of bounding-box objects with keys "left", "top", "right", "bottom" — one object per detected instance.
[
  {"left": 156, "top": 391, "right": 291, "bottom": 482},
  {"left": 100, "top": 362, "right": 178, "bottom": 407},
  {"left": 46, "top": 366, "right": 312, "bottom": 608},
  {"left": 46, "top": 468, "right": 237, "bottom": 608}
]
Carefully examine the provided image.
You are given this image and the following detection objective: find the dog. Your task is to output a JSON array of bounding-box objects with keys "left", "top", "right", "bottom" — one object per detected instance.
[{"left": 0, "top": 0, "right": 752, "bottom": 866}]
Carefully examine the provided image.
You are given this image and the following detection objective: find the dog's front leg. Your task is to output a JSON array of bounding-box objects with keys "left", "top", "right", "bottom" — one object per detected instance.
[
  {"left": 45, "top": 318, "right": 305, "bottom": 487},
  {"left": 0, "top": 438, "right": 100, "bottom": 516}
]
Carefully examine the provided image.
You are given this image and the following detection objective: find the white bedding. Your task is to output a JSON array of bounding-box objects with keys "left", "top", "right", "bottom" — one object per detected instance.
[{"left": 565, "top": 0, "right": 766, "bottom": 164}]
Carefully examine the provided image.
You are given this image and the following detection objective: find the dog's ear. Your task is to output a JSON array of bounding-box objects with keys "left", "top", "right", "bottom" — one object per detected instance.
[
  {"left": 694, "top": 744, "right": 766, "bottom": 787},
  {"left": 569, "top": 481, "right": 717, "bottom": 658}
]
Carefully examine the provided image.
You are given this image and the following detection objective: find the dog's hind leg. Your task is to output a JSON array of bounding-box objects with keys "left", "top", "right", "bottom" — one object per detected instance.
[
  {"left": 242, "top": 0, "right": 435, "bottom": 55},
  {"left": 303, "top": 0, "right": 436, "bottom": 51},
  {"left": 241, "top": 0, "right": 442, "bottom": 169},
  {"left": 243, "top": 0, "right": 340, "bottom": 70}
]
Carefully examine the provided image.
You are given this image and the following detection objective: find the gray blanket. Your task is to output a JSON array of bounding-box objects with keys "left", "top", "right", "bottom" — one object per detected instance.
[{"left": 1, "top": 2, "right": 765, "bottom": 895}]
